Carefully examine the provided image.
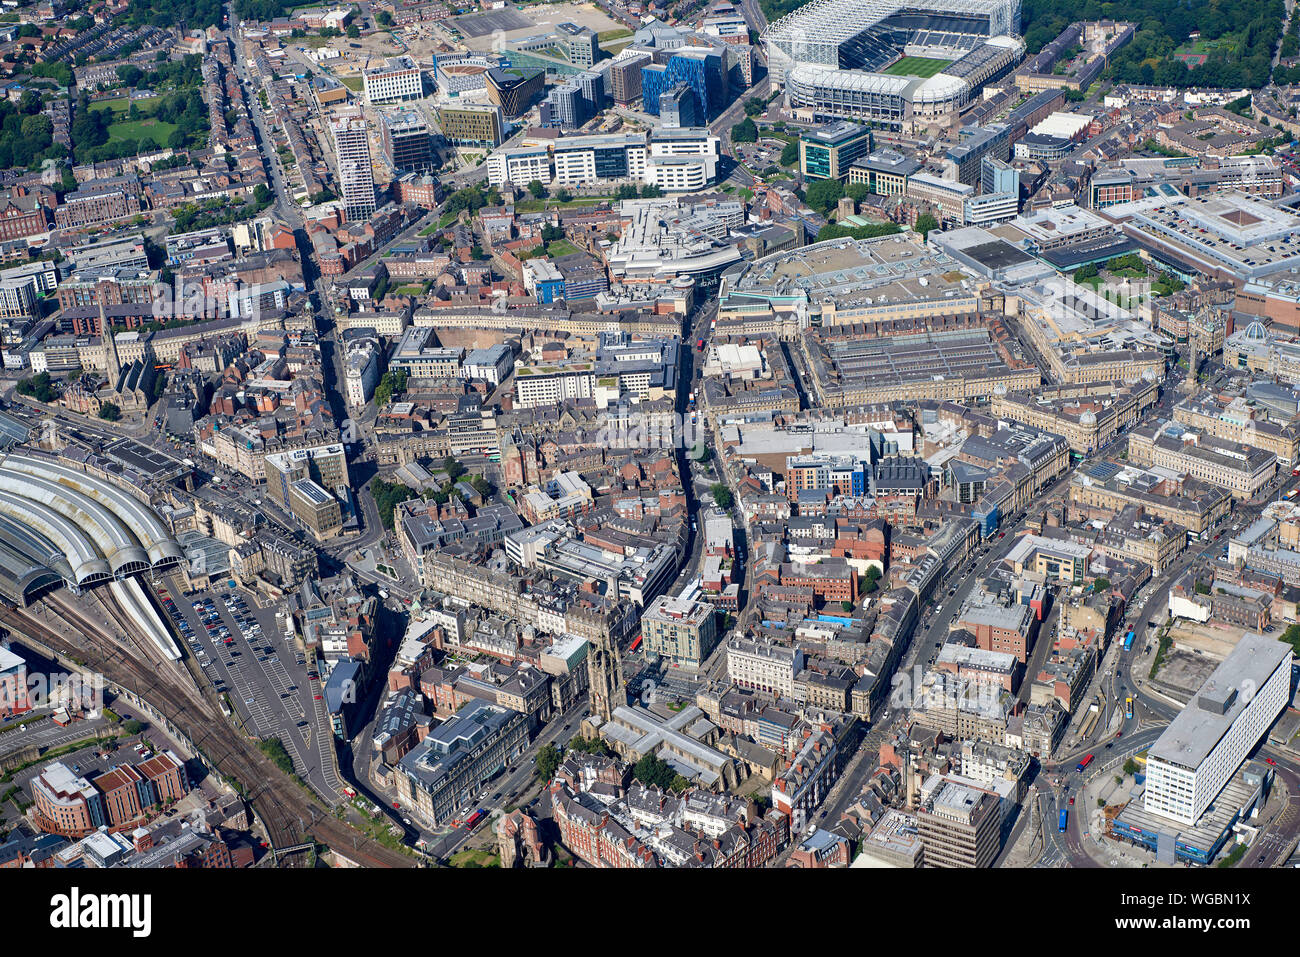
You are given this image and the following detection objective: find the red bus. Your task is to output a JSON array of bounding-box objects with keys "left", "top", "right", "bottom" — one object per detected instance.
[
  {"left": 629, "top": 635, "right": 642, "bottom": 652},
  {"left": 464, "top": 809, "right": 486, "bottom": 829},
  {"left": 1076, "top": 754, "right": 1094, "bottom": 772}
]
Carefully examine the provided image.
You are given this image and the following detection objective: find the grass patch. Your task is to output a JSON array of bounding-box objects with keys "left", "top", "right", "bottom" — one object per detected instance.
[
  {"left": 89, "top": 96, "right": 177, "bottom": 146},
  {"left": 598, "top": 28, "right": 633, "bottom": 42},
  {"left": 514, "top": 196, "right": 614, "bottom": 213},
  {"left": 340, "top": 76, "right": 364, "bottom": 91},
  {"left": 393, "top": 284, "right": 424, "bottom": 295},
  {"left": 449, "top": 847, "right": 500, "bottom": 868},
  {"left": 419, "top": 223, "right": 440, "bottom": 235},
  {"left": 882, "top": 56, "right": 953, "bottom": 77},
  {"left": 258, "top": 737, "right": 295, "bottom": 776},
  {"left": 106, "top": 116, "right": 178, "bottom": 145},
  {"left": 545, "top": 238, "right": 579, "bottom": 257},
  {"left": 89, "top": 96, "right": 161, "bottom": 114},
  {"left": 1149, "top": 631, "right": 1173, "bottom": 679},
  {"left": 1217, "top": 842, "right": 1247, "bottom": 867}
]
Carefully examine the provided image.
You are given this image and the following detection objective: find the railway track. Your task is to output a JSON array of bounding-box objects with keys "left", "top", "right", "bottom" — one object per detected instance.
[{"left": 1, "top": 597, "right": 415, "bottom": 868}]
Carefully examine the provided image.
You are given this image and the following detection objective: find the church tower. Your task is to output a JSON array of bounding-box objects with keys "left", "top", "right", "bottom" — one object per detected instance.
[{"left": 586, "top": 622, "right": 626, "bottom": 724}]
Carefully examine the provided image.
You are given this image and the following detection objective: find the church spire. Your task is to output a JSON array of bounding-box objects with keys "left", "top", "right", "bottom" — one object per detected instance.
[{"left": 102, "top": 302, "right": 121, "bottom": 384}]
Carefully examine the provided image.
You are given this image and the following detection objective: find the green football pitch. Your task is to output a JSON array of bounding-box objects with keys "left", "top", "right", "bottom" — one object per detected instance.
[{"left": 882, "top": 56, "right": 954, "bottom": 77}]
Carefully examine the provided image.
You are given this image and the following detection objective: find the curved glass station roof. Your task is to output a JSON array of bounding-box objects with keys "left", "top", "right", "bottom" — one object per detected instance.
[{"left": 0, "top": 453, "right": 182, "bottom": 603}]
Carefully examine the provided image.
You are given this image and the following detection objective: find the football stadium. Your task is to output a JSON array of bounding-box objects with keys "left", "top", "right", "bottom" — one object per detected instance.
[{"left": 764, "top": 0, "right": 1025, "bottom": 130}]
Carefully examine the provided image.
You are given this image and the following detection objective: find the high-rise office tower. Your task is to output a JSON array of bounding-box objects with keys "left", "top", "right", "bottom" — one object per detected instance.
[{"left": 380, "top": 108, "right": 433, "bottom": 173}]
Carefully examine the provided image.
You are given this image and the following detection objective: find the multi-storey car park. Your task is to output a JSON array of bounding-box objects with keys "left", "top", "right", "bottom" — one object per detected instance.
[{"left": 763, "top": 0, "right": 1024, "bottom": 130}]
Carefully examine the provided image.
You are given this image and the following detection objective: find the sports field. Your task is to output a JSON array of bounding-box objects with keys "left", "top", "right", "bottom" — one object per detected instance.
[{"left": 883, "top": 56, "right": 953, "bottom": 77}]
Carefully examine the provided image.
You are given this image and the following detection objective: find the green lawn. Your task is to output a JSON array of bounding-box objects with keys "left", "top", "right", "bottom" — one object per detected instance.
[
  {"left": 1175, "top": 37, "right": 1238, "bottom": 56},
  {"left": 515, "top": 196, "right": 614, "bottom": 213},
  {"left": 106, "top": 116, "right": 177, "bottom": 145},
  {"left": 89, "top": 97, "right": 176, "bottom": 146},
  {"left": 89, "top": 95, "right": 161, "bottom": 114},
  {"left": 546, "top": 239, "right": 579, "bottom": 257},
  {"left": 883, "top": 56, "right": 953, "bottom": 77},
  {"left": 340, "top": 76, "right": 364, "bottom": 91},
  {"left": 394, "top": 284, "right": 424, "bottom": 295}
]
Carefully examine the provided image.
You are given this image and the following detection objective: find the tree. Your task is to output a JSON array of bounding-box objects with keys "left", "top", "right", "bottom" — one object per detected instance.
[
  {"left": 780, "top": 140, "right": 799, "bottom": 167},
  {"left": 370, "top": 477, "right": 417, "bottom": 529},
  {"left": 841, "top": 600, "right": 854, "bottom": 612},
  {"left": 915, "top": 213, "right": 939, "bottom": 239},
  {"left": 805, "top": 177, "right": 844, "bottom": 213},
  {"left": 555, "top": 187, "right": 572, "bottom": 203},
  {"left": 861, "top": 565, "right": 881, "bottom": 595},
  {"left": 374, "top": 369, "right": 407, "bottom": 406},
  {"left": 376, "top": 9, "right": 393, "bottom": 26},
  {"left": 527, "top": 179, "right": 546, "bottom": 199},
  {"left": 346, "top": 23, "right": 360, "bottom": 38},
  {"left": 633, "top": 753, "right": 678, "bottom": 790},
  {"left": 98, "top": 402, "right": 122, "bottom": 421},
  {"left": 535, "top": 743, "right": 562, "bottom": 780},
  {"left": 731, "top": 117, "right": 757, "bottom": 143},
  {"left": 743, "top": 96, "right": 764, "bottom": 116},
  {"left": 16, "top": 371, "right": 57, "bottom": 402},
  {"left": 710, "top": 483, "right": 733, "bottom": 509},
  {"left": 567, "top": 735, "right": 612, "bottom": 756},
  {"left": 639, "top": 184, "right": 663, "bottom": 199},
  {"left": 815, "top": 222, "right": 902, "bottom": 242}
]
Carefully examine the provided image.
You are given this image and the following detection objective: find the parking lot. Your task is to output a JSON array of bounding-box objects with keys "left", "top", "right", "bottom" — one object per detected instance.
[
  {"left": 0, "top": 711, "right": 109, "bottom": 761},
  {"left": 154, "top": 579, "right": 342, "bottom": 799}
]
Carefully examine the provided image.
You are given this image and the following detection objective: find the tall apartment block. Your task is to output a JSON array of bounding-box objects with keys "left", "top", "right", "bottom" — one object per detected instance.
[
  {"left": 331, "top": 111, "right": 377, "bottom": 222},
  {"left": 550, "top": 82, "right": 587, "bottom": 129},
  {"left": 576, "top": 69, "right": 606, "bottom": 115},
  {"left": 610, "top": 51, "right": 652, "bottom": 105}
]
